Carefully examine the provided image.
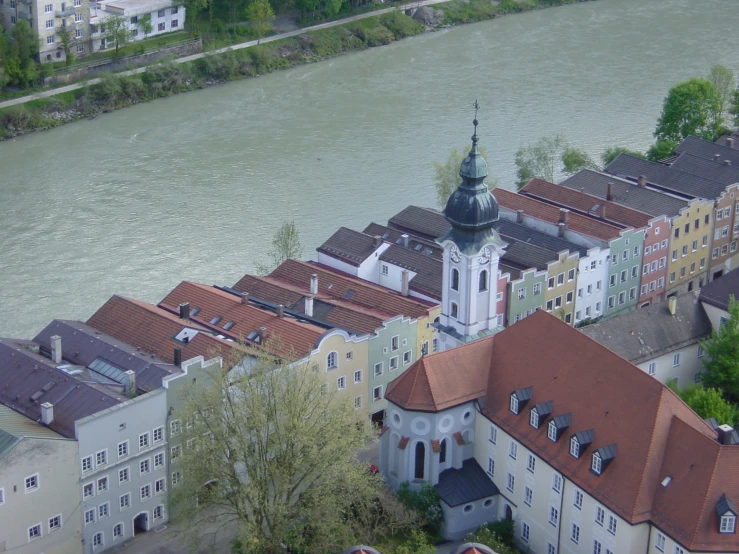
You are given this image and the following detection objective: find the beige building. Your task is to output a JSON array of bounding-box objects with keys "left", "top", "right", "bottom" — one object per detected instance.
[
  {"left": 666, "top": 198, "right": 713, "bottom": 294},
  {"left": 543, "top": 251, "right": 579, "bottom": 325},
  {"left": 0, "top": 404, "right": 82, "bottom": 554}
]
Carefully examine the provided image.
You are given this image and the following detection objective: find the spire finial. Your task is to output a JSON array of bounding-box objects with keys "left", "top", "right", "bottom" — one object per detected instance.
[{"left": 472, "top": 100, "right": 479, "bottom": 145}]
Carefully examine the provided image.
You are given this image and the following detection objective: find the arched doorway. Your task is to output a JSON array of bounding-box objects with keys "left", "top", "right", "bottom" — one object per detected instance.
[
  {"left": 414, "top": 442, "right": 425, "bottom": 480},
  {"left": 133, "top": 512, "right": 148, "bottom": 535},
  {"left": 505, "top": 505, "right": 513, "bottom": 521}
]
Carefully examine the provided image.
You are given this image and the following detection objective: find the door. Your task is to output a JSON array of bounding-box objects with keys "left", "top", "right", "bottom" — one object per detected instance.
[{"left": 133, "top": 512, "right": 148, "bottom": 534}]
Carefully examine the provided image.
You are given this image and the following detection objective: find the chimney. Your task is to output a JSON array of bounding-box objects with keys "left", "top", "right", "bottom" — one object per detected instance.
[
  {"left": 40, "top": 402, "right": 53, "bottom": 425},
  {"left": 714, "top": 153, "right": 722, "bottom": 162},
  {"left": 173, "top": 347, "right": 182, "bottom": 367},
  {"left": 606, "top": 182, "right": 614, "bottom": 201},
  {"left": 401, "top": 234, "right": 409, "bottom": 248},
  {"left": 717, "top": 424, "right": 734, "bottom": 445},
  {"left": 600, "top": 204, "right": 607, "bottom": 220},
  {"left": 668, "top": 295, "right": 677, "bottom": 316},
  {"left": 727, "top": 137, "right": 735, "bottom": 149},
  {"left": 241, "top": 292, "right": 249, "bottom": 305},
  {"left": 724, "top": 160, "right": 732, "bottom": 166},
  {"left": 123, "top": 370, "right": 136, "bottom": 397},
  {"left": 516, "top": 209, "right": 524, "bottom": 223},
  {"left": 558, "top": 208, "right": 569, "bottom": 224},
  {"left": 373, "top": 235, "right": 382, "bottom": 248},
  {"left": 401, "top": 269, "right": 409, "bottom": 297},
  {"left": 277, "top": 304, "right": 284, "bottom": 318},
  {"left": 50, "top": 335, "right": 62, "bottom": 364},
  {"left": 637, "top": 175, "right": 647, "bottom": 188},
  {"left": 558, "top": 222, "right": 567, "bottom": 238},
  {"left": 310, "top": 273, "right": 318, "bottom": 295},
  {"left": 179, "top": 302, "right": 190, "bottom": 320},
  {"left": 305, "top": 294, "right": 314, "bottom": 317}
]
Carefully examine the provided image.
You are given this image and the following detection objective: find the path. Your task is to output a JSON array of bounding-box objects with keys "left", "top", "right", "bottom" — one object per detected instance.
[{"left": 0, "top": 0, "right": 446, "bottom": 110}]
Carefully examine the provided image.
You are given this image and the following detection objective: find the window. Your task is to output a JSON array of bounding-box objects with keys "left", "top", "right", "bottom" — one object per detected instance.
[
  {"left": 432, "top": 338, "right": 438, "bottom": 352},
  {"left": 93, "top": 532, "right": 103, "bottom": 548},
  {"left": 99, "top": 502, "right": 110, "bottom": 519},
  {"left": 46, "top": 18, "right": 54, "bottom": 28},
  {"left": 506, "top": 473, "right": 514, "bottom": 492},
  {"left": 157, "top": 8, "right": 165, "bottom": 16},
  {"left": 47, "top": 35, "right": 55, "bottom": 44},
  {"left": 155, "top": 478, "right": 166, "bottom": 495},
  {"left": 172, "top": 471, "right": 182, "bottom": 487},
  {"left": 607, "top": 514, "right": 617, "bottom": 535},
  {"left": 673, "top": 353, "right": 680, "bottom": 367},
  {"left": 29, "top": 523, "right": 42, "bottom": 540},
  {"left": 489, "top": 425, "right": 497, "bottom": 444},
  {"left": 566, "top": 291, "right": 573, "bottom": 304},
  {"left": 530, "top": 410, "right": 539, "bottom": 429},
  {"left": 450, "top": 302, "right": 458, "bottom": 319},
  {"left": 524, "top": 485, "right": 533, "bottom": 506},
  {"left": 549, "top": 505, "right": 559, "bottom": 526},
  {"left": 25, "top": 474, "right": 39, "bottom": 492},
  {"left": 641, "top": 284, "right": 647, "bottom": 296},
  {"left": 153, "top": 426, "right": 164, "bottom": 443},
  {"left": 527, "top": 453, "right": 536, "bottom": 473},
  {"left": 618, "top": 291, "right": 625, "bottom": 305},
  {"left": 700, "top": 257, "right": 706, "bottom": 269},
  {"left": 609, "top": 274, "right": 616, "bottom": 287},
  {"left": 596, "top": 301, "right": 602, "bottom": 312},
  {"left": 508, "top": 440, "right": 517, "bottom": 459},
  {"left": 557, "top": 272, "right": 564, "bottom": 285},
  {"left": 141, "top": 484, "right": 151, "bottom": 501},
  {"left": 451, "top": 268, "right": 459, "bottom": 291},
  {"left": 326, "top": 351, "right": 338, "bottom": 369},
  {"left": 154, "top": 453, "right": 164, "bottom": 468},
  {"left": 672, "top": 249, "right": 678, "bottom": 261},
  {"left": 75, "top": 11, "right": 82, "bottom": 21},
  {"left": 171, "top": 5, "right": 178, "bottom": 12},
  {"left": 570, "top": 436, "right": 580, "bottom": 458},
  {"left": 114, "top": 523, "right": 123, "bottom": 538},
  {"left": 713, "top": 248, "right": 720, "bottom": 259},
  {"left": 171, "top": 419, "right": 181, "bottom": 435},
  {"left": 353, "top": 369, "right": 362, "bottom": 383},
  {"left": 521, "top": 521, "right": 530, "bottom": 542},
  {"left": 592, "top": 452, "right": 603, "bottom": 474},
  {"left": 373, "top": 386, "right": 382, "bottom": 402},
  {"left": 596, "top": 280, "right": 602, "bottom": 291},
  {"left": 44, "top": 3, "right": 52, "bottom": 11},
  {"left": 629, "top": 287, "right": 636, "bottom": 300},
  {"left": 140, "top": 459, "right": 151, "bottom": 475},
  {"left": 75, "top": 28, "right": 83, "bottom": 38},
  {"left": 631, "top": 265, "right": 638, "bottom": 278},
  {"left": 346, "top": 351, "right": 353, "bottom": 360},
  {"left": 171, "top": 445, "right": 182, "bottom": 461},
  {"left": 517, "top": 288, "right": 525, "bottom": 300},
  {"left": 648, "top": 362, "right": 656, "bottom": 375},
  {"left": 546, "top": 300, "right": 553, "bottom": 311},
  {"left": 389, "top": 356, "right": 398, "bottom": 370},
  {"left": 593, "top": 540, "right": 602, "bottom": 554},
  {"left": 337, "top": 376, "right": 346, "bottom": 390},
  {"left": 574, "top": 489, "right": 583, "bottom": 509},
  {"left": 120, "top": 493, "right": 131, "bottom": 510},
  {"left": 555, "top": 296, "right": 562, "bottom": 308},
  {"left": 97, "top": 476, "right": 108, "bottom": 493},
  {"left": 620, "top": 269, "right": 627, "bottom": 282},
  {"left": 85, "top": 508, "right": 95, "bottom": 524},
  {"left": 381, "top": 264, "right": 388, "bottom": 275},
  {"left": 595, "top": 505, "right": 605, "bottom": 525},
  {"left": 479, "top": 270, "right": 488, "bottom": 292},
  {"left": 674, "top": 547, "right": 685, "bottom": 554},
  {"left": 487, "top": 457, "right": 494, "bottom": 476},
  {"left": 157, "top": 22, "right": 165, "bottom": 31},
  {"left": 548, "top": 277, "right": 555, "bottom": 289},
  {"left": 354, "top": 396, "right": 362, "bottom": 409},
  {"left": 510, "top": 395, "right": 519, "bottom": 414},
  {"left": 552, "top": 473, "right": 562, "bottom": 493},
  {"left": 403, "top": 351, "right": 412, "bottom": 365},
  {"left": 130, "top": 15, "right": 138, "bottom": 23},
  {"left": 533, "top": 282, "right": 541, "bottom": 295},
  {"left": 82, "top": 456, "right": 93, "bottom": 473},
  {"left": 49, "top": 514, "right": 62, "bottom": 532},
  {"left": 674, "top": 227, "right": 680, "bottom": 239},
  {"left": 83, "top": 482, "right": 94, "bottom": 499},
  {"left": 154, "top": 505, "right": 164, "bottom": 519},
  {"left": 374, "top": 362, "right": 383, "bottom": 377},
  {"left": 720, "top": 515, "right": 736, "bottom": 533}
]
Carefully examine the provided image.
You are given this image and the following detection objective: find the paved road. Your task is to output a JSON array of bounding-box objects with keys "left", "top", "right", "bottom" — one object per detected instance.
[{"left": 0, "top": 0, "right": 447, "bottom": 110}]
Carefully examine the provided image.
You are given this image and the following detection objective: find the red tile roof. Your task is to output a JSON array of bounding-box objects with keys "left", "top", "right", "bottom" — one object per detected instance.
[
  {"left": 386, "top": 311, "right": 733, "bottom": 550},
  {"left": 495, "top": 188, "right": 625, "bottom": 241},
  {"left": 87, "top": 296, "right": 252, "bottom": 365},
  {"left": 521, "top": 178, "right": 652, "bottom": 229},
  {"left": 159, "top": 282, "right": 326, "bottom": 359}
]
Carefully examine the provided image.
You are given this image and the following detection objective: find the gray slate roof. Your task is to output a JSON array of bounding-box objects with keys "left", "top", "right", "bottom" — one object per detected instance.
[
  {"left": 388, "top": 205, "right": 450, "bottom": 240},
  {"left": 676, "top": 136, "right": 739, "bottom": 166},
  {"left": 503, "top": 240, "right": 558, "bottom": 271},
  {"left": 435, "top": 458, "right": 500, "bottom": 507},
  {"left": 580, "top": 293, "right": 712, "bottom": 365},
  {"left": 669, "top": 152, "right": 739, "bottom": 187},
  {"left": 34, "top": 320, "right": 176, "bottom": 392},
  {"left": 317, "top": 227, "right": 380, "bottom": 266},
  {"left": 698, "top": 269, "right": 739, "bottom": 311},
  {"left": 363, "top": 222, "right": 442, "bottom": 259},
  {"left": 495, "top": 219, "right": 588, "bottom": 256},
  {"left": 606, "top": 154, "right": 726, "bottom": 200},
  {"left": 379, "top": 244, "right": 442, "bottom": 300},
  {"left": 561, "top": 169, "right": 687, "bottom": 217}
]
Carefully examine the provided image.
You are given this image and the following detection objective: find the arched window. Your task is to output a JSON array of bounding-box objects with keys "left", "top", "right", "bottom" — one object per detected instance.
[
  {"left": 414, "top": 442, "right": 425, "bottom": 480},
  {"left": 479, "top": 270, "right": 488, "bottom": 292},
  {"left": 450, "top": 302, "right": 458, "bottom": 319},
  {"left": 439, "top": 438, "right": 447, "bottom": 464},
  {"left": 451, "top": 268, "right": 460, "bottom": 291},
  {"left": 326, "top": 351, "right": 338, "bottom": 370}
]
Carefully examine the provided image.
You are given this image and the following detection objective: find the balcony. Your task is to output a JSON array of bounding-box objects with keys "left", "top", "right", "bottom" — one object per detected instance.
[{"left": 55, "top": 6, "right": 76, "bottom": 17}]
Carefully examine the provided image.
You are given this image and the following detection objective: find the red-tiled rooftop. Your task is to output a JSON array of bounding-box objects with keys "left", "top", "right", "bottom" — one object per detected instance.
[
  {"left": 521, "top": 178, "right": 652, "bottom": 229},
  {"left": 386, "top": 311, "right": 732, "bottom": 550},
  {"left": 495, "top": 188, "right": 625, "bottom": 241}
]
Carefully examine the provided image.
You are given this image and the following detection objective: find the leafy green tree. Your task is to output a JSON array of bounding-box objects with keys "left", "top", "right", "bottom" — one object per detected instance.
[
  {"left": 601, "top": 146, "right": 646, "bottom": 166},
  {"left": 2, "top": 20, "right": 39, "bottom": 88},
  {"left": 654, "top": 78, "right": 722, "bottom": 144},
  {"left": 514, "top": 135, "right": 594, "bottom": 188},
  {"left": 140, "top": 13, "right": 153, "bottom": 38},
  {"left": 396, "top": 481, "right": 443, "bottom": 531},
  {"left": 245, "top": 0, "right": 275, "bottom": 44},
  {"left": 170, "top": 350, "right": 400, "bottom": 553},
  {"left": 256, "top": 220, "right": 302, "bottom": 274},
  {"left": 646, "top": 139, "right": 677, "bottom": 162},
  {"left": 562, "top": 146, "right": 599, "bottom": 175},
  {"left": 389, "top": 529, "right": 436, "bottom": 554},
  {"left": 433, "top": 145, "right": 493, "bottom": 209},
  {"left": 104, "top": 14, "right": 135, "bottom": 56},
  {"left": 58, "top": 27, "right": 75, "bottom": 66},
  {"left": 708, "top": 64, "right": 736, "bottom": 121},
  {"left": 678, "top": 386, "right": 738, "bottom": 426},
  {"left": 466, "top": 522, "right": 519, "bottom": 554},
  {"left": 702, "top": 295, "right": 739, "bottom": 402},
  {"left": 730, "top": 89, "right": 739, "bottom": 128}
]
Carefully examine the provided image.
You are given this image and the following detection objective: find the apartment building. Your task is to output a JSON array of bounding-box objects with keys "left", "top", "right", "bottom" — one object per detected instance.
[
  {"left": 89, "top": 0, "right": 183, "bottom": 52},
  {"left": 380, "top": 310, "right": 739, "bottom": 553}
]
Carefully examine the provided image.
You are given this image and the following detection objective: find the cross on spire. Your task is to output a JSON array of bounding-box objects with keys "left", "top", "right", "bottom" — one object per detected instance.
[{"left": 472, "top": 100, "right": 479, "bottom": 144}]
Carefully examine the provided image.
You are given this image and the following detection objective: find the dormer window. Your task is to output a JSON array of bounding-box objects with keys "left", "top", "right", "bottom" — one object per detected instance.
[
  {"left": 591, "top": 451, "right": 601, "bottom": 473},
  {"left": 591, "top": 444, "right": 617, "bottom": 476},
  {"left": 530, "top": 401, "right": 553, "bottom": 430},
  {"left": 717, "top": 494, "right": 737, "bottom": 534},
  {"left": 529, "top": 410, "right": 539, "bottom": 428},
  {"left": 548, "top": 413, "right": 571, "bottom": 443},
  {"left": 547, "top": 420, "right": 557, "bottom": 441},
  {"left": 570, "top": 429, "right": 594, "bottom": 459},
  {"left": 509, "top": 387, "right": 532, "bottom": 415},
  {"left": 570, "top": 436, "right": 580, "bottom": 458},
  {"left": 510, "top": 395, "right": 519, "bottom": 414}
]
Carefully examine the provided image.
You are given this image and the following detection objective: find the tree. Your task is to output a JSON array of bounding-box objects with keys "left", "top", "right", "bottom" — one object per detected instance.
[
  {"left": 104, "top": 14, "right": 135, "bottom": 56},
  {"left": 647, "top": 139, "right": 677, "bottom": 162},
  {"left": 58, "top": 27, "right": 75, "bottom": 66},
  {"left": 677, "top": 386, "right": 738, "bottom": 427},
  {"left": 2, "top": 20, "right": 39, "bottom": 88},
  {"left": 170, "top": 351, "right": 409, "bottom": 553},
  {"left": 433, "top": 145, "right": 493, "bottom": 209},
  {"left": 245, "top": 0, "right": 275, "bottom": 45},
  {"left": 654, "top": 78, "right": 722, "bottom": 144},
  {"left": 256, "top": 220, "right": 303, "bottom": 274},
  {"left": 601, "top": 146, "right": 645, "bottom": 167},
  {"left": 708, "top": 64, "right": 736, "bottom": 121},
  {"left": 731, "top": 89, "right": 739, "bottom": 128},
  {"left": 514, "top": 135, "right": 594, "bottom": 188},
  {"left": 561, "top": 146, "right": 599, "bottom": 176},
  {"left": 140, "top": 13, "right": 153, "bottom": 39},
  {"left": 701, "top": 295, "right": 739, "bottom": 403}
]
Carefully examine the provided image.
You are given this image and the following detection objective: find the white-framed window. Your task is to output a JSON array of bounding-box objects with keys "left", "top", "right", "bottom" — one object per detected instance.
[
  {"left": 25, "top": 473, "right": 39, "bottom": 493},
  {"left": 170, "top": 420, "right": 181, "bottom": 436},
  {"left": 28, "top": 522, "right": 42, "bottom": 540},
  {"left": 44, "top": 3, "right": 52, "bottom": 12},
  {"left": 153, "top": 426, "right": 164, "bottom": 443},
  {"left": 451, "top": 268, "right": 460, "bottom": 291},
  {"left": 552, "top": 472, "right": 562, "bottom": 493},
  {"left": 45, "top": 18, "right": 54, "bottom": 28},
  {"left": 571, "top": 522, "right": 580, "bottom": 544},
  {"left": 508, "top": 440, "right": 517, "bottom": 460},
  {"left": 655, "top": 531, "right": 666, "bottom": 551},
  {"left": 607, "top": 514, "right": 617, "bottom": 535},
  {"left": 171, "top": 445, "right": 182, "bottom": 461},
  {"left": 353, "top": 369, "right": 362, "bottom": 383},
  {"left": 171, "top": 18, "right": 178, "bottom": 28},
  {"left": 524, "top": 485, "right": 532, "bottom": 506},
  {"left": 517, "top": 288, "right": 525, "bottom": 300},
  {"left": 574, "top": 489, "right": 583, "bottom": 509},
  {"left": 93, "top": 531, "right": 104, "bottom": 548},
  {"left": 141, "top": 484, "right": 151, "bottom": 501},
  {"left": 326, "top": 351, "right": 338, "bottom": 369},
  {"left": 337, "top": 376, "right": 346, "bottom": 390},
  {"left": 346, "top": 351, "right": 353, "bottom": 360},
  {"left": 389, "top": 356, "right": 398, "bottom": 370},
  {"left": 97, "top": 476, "right": 108, "bottom": 493},
  {"left": 526, "top": 453, "right": 536, "bottom": 473},
  {"left": 533, "top": 282, "right": 541, "bottom": 295},
  {"left": 530, "top": 410, "right": 539, "bottom": 428},
  {"left": 46, "top": 35, "right": 55, "bottom": 44},
  {"left": 157, "top": 21, "right": 165, "bottom": 31},
  {"left": 547, "top": 544, "right": 556, "bottom": 554},
  {"left": 521, "top": 521, "right": 530, "bottom": 542},
  {"left": 547, "top": 420, "right": 557, "bottom": 441},
  {"left": 76, "top": 44, "right": 85, "bottom": 52},
  {"left": 140, "top": 458, "right": 151, "bottom": 475},
  {"left": 391, "top": 335, "right": 399, "bottom": 351},
  {"left": 49, "top": 514, "right": 62, "bottom": 532},
  {"left": 595, "top": 504, "right": 605, "bottom": 525},
  {"left": 172, "top": 471, "right": 182, "bottom": 487},
  {"left": 720, "top": 514, "right": 736, "bottom": 533},
  {"left": 75, "top": 11, "right": 83, "bottom": 21},
  {"left": 118, "top": 467, "right": 130, "bottom": 484},
  {"left": 674, "top": 547, "right": 685, "bottom": 554},
  {"left": 99, "top": 502, "right": 110, "bottom": 519},
  {"left": 155, "top": 478, "right": 166, "bottom": 495},
  {"left": 82, "top": 455, "right": 93, "bottom": 473},
  {"left": 506, "top": 473, "right": 514, "bottom": 492},
  {"left": 570, "top": 436, "right": 580, "bottom": 458},
  {"left": 549, "top": 505, "right": 559, "bottom": 526},
  {"left": 113, "top": 523, "right": 124, "bottom": 538},
  {"left": 96, "top": 449, "right": 108, "bottom": 466},
  {"left": 85, "top": 508, "right": 96, "bottom": 525},
  {"left": 139, "top": 432, "right": 150, "bottom": 450},
  {"left": 381, "top": 264, "right": 388, "bottom": 275},
  {"left": 673, "top": 353, "right": 680, "bottom": 367},
  {"left": 509, "top": 395, "right": 519, "bottom": 414},
  {"left": 592, "top": 452, "right": 603, "bottom": 474},
  {"left": 374, "top": 362, "right": 383, "bottom": 377},
  {"left": 75, "top": 28, "right": 83, "bottom": 38},
  {"left": 373, "top": 386, "right": 382, "bottom": 402},
  {"left": 120, "top": 493, "right": 131, "bottom": 510},
  {"left": 593, "top": 539, "right": 602, "bottom": 554},
  {"left": 487, "top": 457, "right": 494, "bottom": 476},
  {"left": 154, "top": 505, "right": 164, "bottom": 519},
  {"left": 489, "top": 424, "right": 497, "bottom": 444},
  {"left": 83, "top": 482, "right": 94, "bottom": 499},
  {"left": 354, "top": 395, "right": 362, "bottom": 409},
  {"left": 648, "top": 362, "right": 656, "bottom": 375},
  {"left": 403, "top": 351, "right": 412, "bottom": 365}
]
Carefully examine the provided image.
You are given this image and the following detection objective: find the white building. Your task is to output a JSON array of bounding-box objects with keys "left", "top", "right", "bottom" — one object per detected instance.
[{"left": 89, "top": 0, "right": 184, "bottom": 52}]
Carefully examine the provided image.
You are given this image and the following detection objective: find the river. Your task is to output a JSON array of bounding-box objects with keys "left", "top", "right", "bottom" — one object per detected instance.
[{"left": 0, "top": 0, "right": 738, "bottom": 339}]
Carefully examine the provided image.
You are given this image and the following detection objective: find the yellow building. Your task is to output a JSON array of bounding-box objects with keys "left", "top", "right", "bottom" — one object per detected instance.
[{"left": 667, "top": 198, "right": 713, "bottom": 294}]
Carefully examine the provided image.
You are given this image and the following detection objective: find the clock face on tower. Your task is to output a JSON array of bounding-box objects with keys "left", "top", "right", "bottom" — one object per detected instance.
[
  {"left": 450, "top": 245, "right": 461, "bottom": 263},
  {"left": 478, "top": 247, "right": 491, "bottom": 264}
]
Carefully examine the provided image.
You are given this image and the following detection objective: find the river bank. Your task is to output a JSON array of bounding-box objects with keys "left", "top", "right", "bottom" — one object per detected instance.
[{"left": 0, "top": 0, "right": 590, "bottom": 140}]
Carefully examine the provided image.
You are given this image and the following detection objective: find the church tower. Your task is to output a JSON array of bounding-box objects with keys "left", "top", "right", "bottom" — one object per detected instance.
[{"left": 436, "top": 108, "right": 507, "bottom": 351}]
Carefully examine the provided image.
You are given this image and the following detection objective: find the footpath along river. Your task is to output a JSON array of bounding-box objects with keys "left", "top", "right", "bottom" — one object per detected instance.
[{"left": 1, "top": 0, "right": 738, "bottom": 338}]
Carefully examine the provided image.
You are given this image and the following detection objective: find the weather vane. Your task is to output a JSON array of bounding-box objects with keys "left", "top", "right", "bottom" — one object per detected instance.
[{"left": 472, "top": 100, "right": 480, "bottom": 142}]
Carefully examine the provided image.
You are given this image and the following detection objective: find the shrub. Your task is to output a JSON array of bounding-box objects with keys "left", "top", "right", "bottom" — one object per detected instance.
[
  {"left": 348, "top": 21, "right": 395, "bottom": 47},
  {"left": 379, "top": 12, "right": 424, "bottom": 39},
  {"left": 396, "top": 481, "right": 443, "bottom": 531},
  {"left": 466, "top": 521, "right": 521, "bottom": 554}
]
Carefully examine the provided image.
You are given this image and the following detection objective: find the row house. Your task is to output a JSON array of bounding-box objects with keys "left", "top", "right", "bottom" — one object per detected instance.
[
  {"left": 379, "top": 311, "right": 739, "bottom": 554},
  {"left": 698, "top": 268, "right": 739, "bottom": 331},
  {"left": 495, "top": 188, "right": 646, "bottom": 319},
  {"left": 521, "top": 178, "right": 671, "bottom": 308},
  {"left": 581, "top": 293, "right": 713, "bottom": 387},
  {"left": 232, "top": 259, "right": 436, "bottom": 422}
]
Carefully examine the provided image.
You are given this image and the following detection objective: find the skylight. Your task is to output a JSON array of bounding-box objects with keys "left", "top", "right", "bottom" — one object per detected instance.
[{"left": 210, "top": 316, "right": 222, "bottom": 325}]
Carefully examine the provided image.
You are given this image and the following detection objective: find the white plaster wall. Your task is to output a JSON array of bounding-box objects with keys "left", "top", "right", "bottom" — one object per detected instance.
[
  {"left": 701, "top": 302, "right": 728, "bottom": 333},
  {"left": 316, "top": 253, "right": 359, "bottom": 277},
  {"left": 635, "top": 343, "right": 706, "bottom": 389},
  {"left": 573, "top": 248, "right": 609, "bottom": 324}
]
